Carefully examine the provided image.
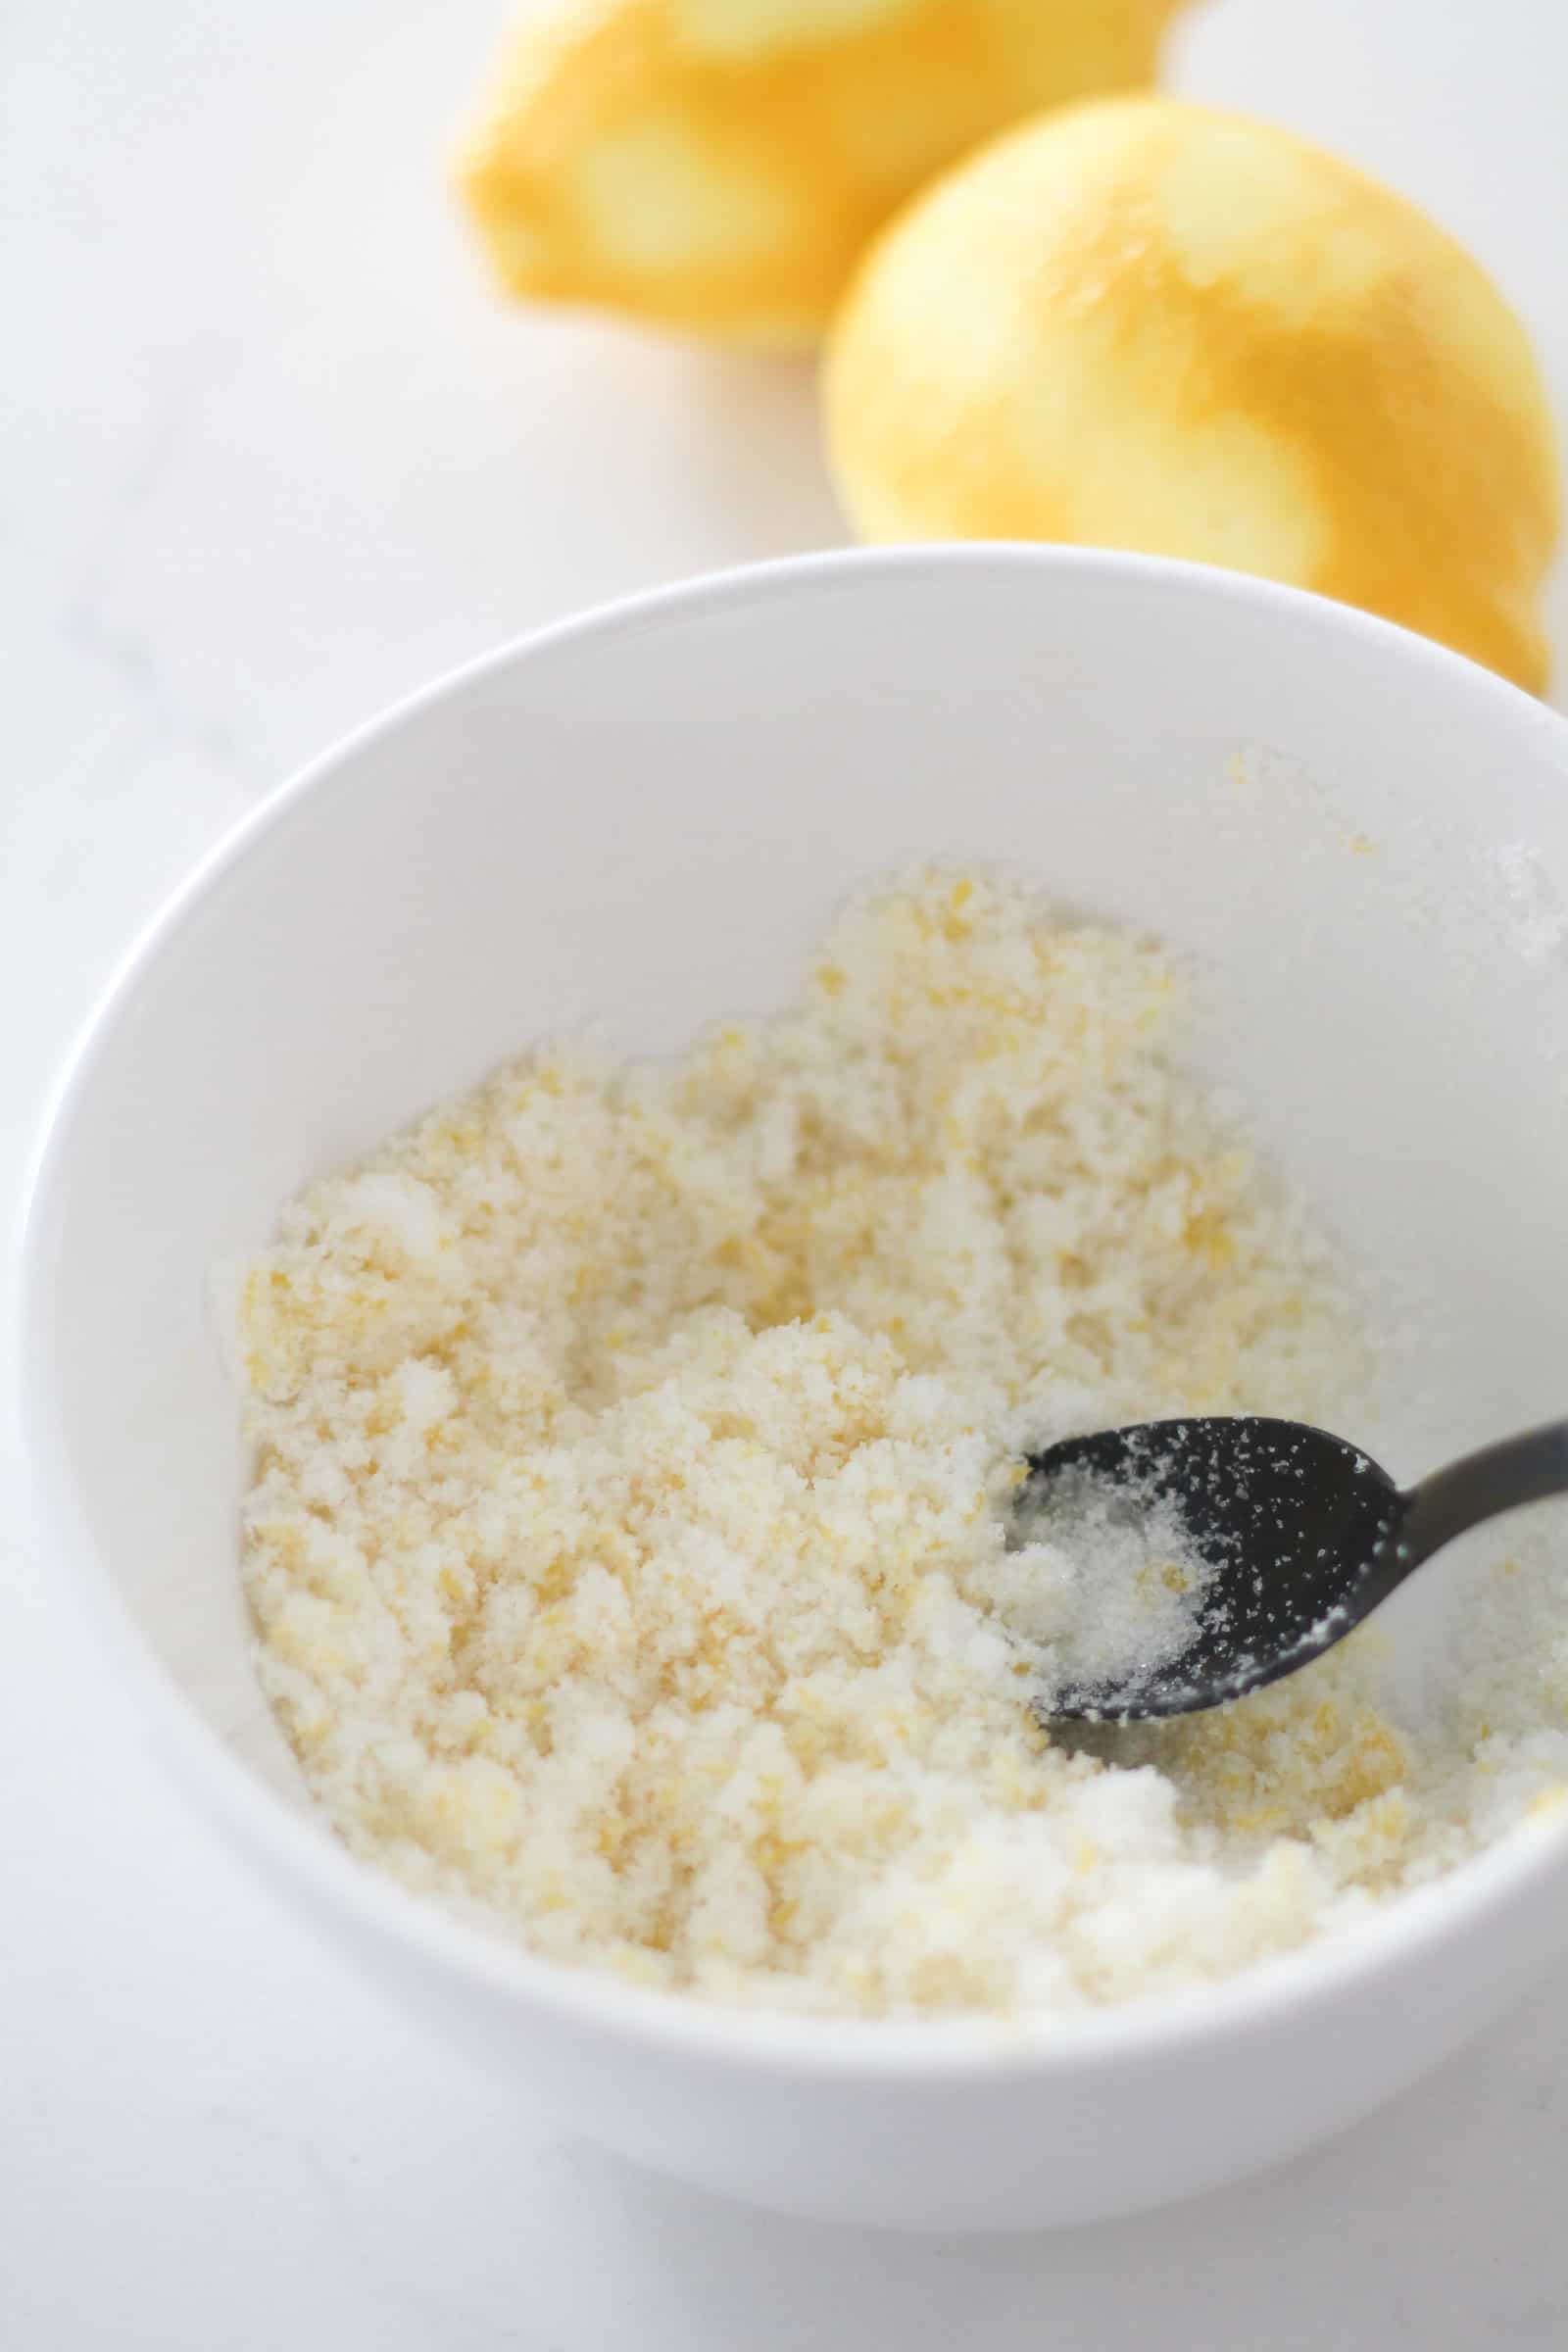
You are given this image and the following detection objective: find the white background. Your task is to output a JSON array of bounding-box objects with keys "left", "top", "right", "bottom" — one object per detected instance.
[{"left": 6, "top": 3, "right": 1568, "bottom": 2343}]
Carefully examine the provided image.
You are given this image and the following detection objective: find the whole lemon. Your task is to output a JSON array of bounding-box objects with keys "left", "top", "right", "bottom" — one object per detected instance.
[
  {"left": 457, "top": 0, "right": 1190, "bottom": 347},
  {"left": 824, "top": 97, "right": 1560, "bottom": 689}
]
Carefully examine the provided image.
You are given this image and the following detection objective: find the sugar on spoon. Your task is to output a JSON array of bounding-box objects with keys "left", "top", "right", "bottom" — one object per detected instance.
[{"left": 1025, "top": 1414, "right": 1568, "bottom": 1721}]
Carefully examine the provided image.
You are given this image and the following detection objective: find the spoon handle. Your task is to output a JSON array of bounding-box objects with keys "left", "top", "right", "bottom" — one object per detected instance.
[{"left": 1398, "top": 1418, "right": 1568, "bottom": 1570}]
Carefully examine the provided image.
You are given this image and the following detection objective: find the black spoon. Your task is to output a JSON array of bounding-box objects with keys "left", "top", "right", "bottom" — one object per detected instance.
[{"left": 1023, "top": 1414, "right": 1568, "bottom": 1721}]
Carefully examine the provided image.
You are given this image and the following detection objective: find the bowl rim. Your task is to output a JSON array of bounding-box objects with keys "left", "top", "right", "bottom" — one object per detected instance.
[{"left": 16, "top": 540, "right": 1568, "bottom": 2081}]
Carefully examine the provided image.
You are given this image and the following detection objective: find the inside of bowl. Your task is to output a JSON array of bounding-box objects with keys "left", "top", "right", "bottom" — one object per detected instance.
[{"left": 25, "top": 553, "right": 1568, "bottom": 1815}]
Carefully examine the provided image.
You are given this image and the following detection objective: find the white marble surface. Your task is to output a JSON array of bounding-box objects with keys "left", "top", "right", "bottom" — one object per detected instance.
[{"left": 6, "top": 3, "right": 1568, "bottom": 2343}]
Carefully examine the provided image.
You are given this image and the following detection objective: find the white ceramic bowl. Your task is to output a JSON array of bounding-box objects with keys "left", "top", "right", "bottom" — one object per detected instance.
[{"left": 18, "top": 548, "right": 1568, "bottom": 2232}]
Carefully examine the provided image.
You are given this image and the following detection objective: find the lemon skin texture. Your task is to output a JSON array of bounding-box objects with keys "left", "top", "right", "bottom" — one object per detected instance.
[
  {"left": 457, "top": 0, "right": 1191, "bottom": 348},
  {"left": 824, "top": 96, "right": 1560, "bottom": 690}
]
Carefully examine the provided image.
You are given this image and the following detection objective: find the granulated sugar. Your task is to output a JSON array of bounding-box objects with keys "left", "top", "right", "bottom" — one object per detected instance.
[
  {"left": 238, "top": 868, "right": 1568, "bottom": 2018},
  {"left": 1008, "top": 1467, "right": 1218, "bottom": 1705}
]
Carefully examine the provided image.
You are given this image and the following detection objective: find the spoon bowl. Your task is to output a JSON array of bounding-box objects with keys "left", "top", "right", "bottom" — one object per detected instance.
[{"left": 1028, "top": 1414, "right": 1568, "bottom": 1720}]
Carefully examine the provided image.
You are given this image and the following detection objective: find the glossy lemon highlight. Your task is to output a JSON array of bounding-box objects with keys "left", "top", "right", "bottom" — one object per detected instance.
[
  {"left": 456, "top": 0, "right": 1189, "bottom": 346},
  {"left": 824, "top": 97, "right": 1560, "bottom": 689}
]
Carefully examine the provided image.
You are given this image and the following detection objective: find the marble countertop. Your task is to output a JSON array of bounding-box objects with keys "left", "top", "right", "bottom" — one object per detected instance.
[{"left": 6, "top": 3, "right": 1568, "bottom": 2343}]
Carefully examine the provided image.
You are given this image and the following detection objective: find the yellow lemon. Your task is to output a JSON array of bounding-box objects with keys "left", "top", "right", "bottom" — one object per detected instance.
[
  {"left": 455, "top": 0, "right": 1191, "bottom": 347},
  {"left": 824, "top": 96, "right": 1560, "bottom": 690}
]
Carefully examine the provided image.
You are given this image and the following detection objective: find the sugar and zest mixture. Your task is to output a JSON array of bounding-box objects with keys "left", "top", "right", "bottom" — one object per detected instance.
[
  {"left": 239, "top": 871, "right": 1567, "bottom": 2018},
  {"left": 1011, "top": 1469, "right": 1220, "bottom": 1702}
]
